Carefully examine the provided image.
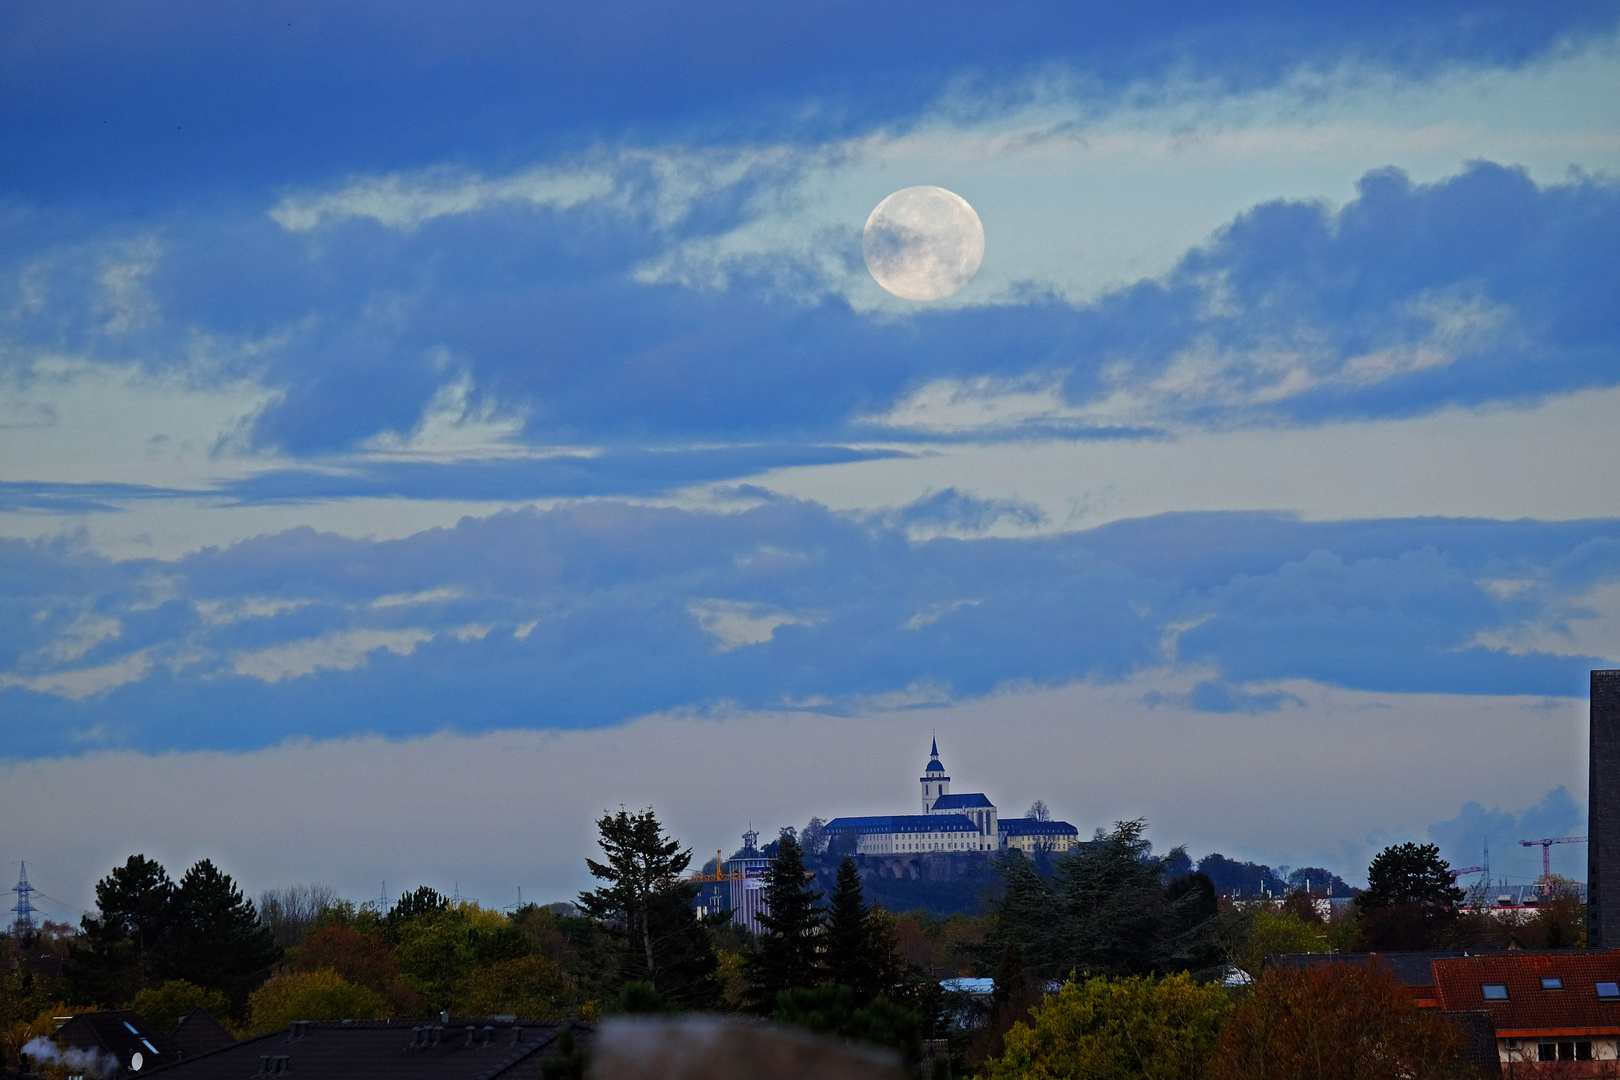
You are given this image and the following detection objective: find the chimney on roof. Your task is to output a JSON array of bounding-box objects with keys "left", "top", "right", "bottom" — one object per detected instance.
[{"left": 1591, "top": 670, "right": 1620, "bottom": 949}]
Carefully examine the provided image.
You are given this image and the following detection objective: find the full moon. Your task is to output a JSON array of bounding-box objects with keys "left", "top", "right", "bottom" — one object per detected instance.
[{"left": 862, "top": 186, "right": 985, "bottom": 301}]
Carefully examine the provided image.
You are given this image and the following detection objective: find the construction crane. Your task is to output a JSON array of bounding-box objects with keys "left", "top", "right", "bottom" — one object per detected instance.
[
  {"left": 1520, "top": 836, "right": 1587, "bottom": 886},
  {"left": 687, "top": 850, "right": 746, "bottom": 884},
  {"left": 1448, "top": 865, "right": 1485, "bottom": 880}
]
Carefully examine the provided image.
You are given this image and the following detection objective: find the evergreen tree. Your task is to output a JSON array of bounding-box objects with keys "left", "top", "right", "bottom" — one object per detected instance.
[
  {"left": 986, "top": 848, "right": 1059, "bottom": 974},
  {"left": 64, "top": 855, "right": 175, "bottom": 1005},
  {"left": 1358, "top": 843, "right": 1464, "bottom": 910},
  {"left": 823, "top": 857, "right": 869, "bottom": 993},
  {"left": 990, "top": 822, "right": 1222, "bottom": 982},
  {"left": 577, "top": 807, "right": 715, "bottom": 1005},
  {"left": 1051, "top": 820, "right": 1219, "bottom": 977},
  {"left": 748, "top": 833, "right": 823, "bottom": 1009},
  {"left": 165, "top": 859, "right": 282, "bottom": 1010},
  {"left": 1355, "top": 842, "right": 1466, "bottom": 951},
  {"left": 640, "top": 887, "right": 720, "bottom": 1009},
  {"left": 385, "top": 886, "right": 449, "bottom": 940}
]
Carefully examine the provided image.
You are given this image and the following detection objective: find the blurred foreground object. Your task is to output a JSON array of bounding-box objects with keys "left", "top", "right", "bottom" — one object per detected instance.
[{"left": 588, "top": 1016, "right": 903, "bottom": 1080}]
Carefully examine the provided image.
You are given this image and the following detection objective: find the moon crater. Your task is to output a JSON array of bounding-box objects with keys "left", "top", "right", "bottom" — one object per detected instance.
[{"left": 863, "top": 186, "right": 984, "bottom": 301}]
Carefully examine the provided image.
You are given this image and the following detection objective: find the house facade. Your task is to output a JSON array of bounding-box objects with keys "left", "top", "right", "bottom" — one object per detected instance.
[{"left": 1431, "top": 951, "right": 1620, "bottom": 1074}]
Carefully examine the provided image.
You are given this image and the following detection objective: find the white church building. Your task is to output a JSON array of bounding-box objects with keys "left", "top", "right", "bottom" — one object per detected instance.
[{"left": 824, "top": 739, "right": 1079, "bottom": 856}]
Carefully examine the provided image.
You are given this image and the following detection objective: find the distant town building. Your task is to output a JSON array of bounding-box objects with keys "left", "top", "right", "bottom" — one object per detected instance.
[
  {"left": 825, "top": 740, "right": 1080, "bottom": 856},
  {"left": 693, "top": 828, "right": 775, "bottom": 933},
  {"left": 1000, "top": 818, "right": 1081, "bottom": 854},
  {"left": 726, "top": 829, "right": 773, "bottom": 934}
]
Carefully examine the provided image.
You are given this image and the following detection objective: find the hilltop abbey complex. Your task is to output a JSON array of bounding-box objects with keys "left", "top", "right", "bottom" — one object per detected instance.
[{"left": 824, "top": 739, "right": 1080, "bottom": 856}]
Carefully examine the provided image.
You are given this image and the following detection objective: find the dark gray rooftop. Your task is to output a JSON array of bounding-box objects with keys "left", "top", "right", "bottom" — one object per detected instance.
[
  {"left": 930, "top": 793, "right": 994, "bottom": 810},
  {"left": 999, "top": 819, "right": 1079, "bottom": 836},
  {"left": 825, "top": 814, "right": 980, "bottom": 834},
  {"left": 170, "top": 1007, "right": 237, "bottom": 1058},
  {"left": 59, "top": 1010, "right": 184, "bottom": 1075},
  {"left": 148, "top": 1019, "right": 585, "bottom": 1080}
]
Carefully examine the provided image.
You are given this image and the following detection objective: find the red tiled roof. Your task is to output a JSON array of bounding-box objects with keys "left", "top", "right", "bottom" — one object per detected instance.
[{"left": 1431, "top": 952, "right": 1620, "bottom": 1036}]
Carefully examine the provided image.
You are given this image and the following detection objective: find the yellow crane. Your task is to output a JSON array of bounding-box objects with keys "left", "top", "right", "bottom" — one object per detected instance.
[{"left": 687, "top": 849, "right": 747, "bottom": 883}]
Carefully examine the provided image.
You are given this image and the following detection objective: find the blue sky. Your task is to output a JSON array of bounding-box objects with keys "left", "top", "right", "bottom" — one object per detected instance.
[{"left": 3, "top": 2, "right": 1619, "bottom": 911}]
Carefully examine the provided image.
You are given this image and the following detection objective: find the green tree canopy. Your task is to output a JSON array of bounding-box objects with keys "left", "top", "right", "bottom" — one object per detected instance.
[
  {"left": 822, "top": 857, "right": 906, "bottom": 1003},
  {"left": 65, "top": 855, "right": 175, "bottom": 1005},
  {"left": 577, "top": 807, "right": 715, "bottom": 1006},
  {"left": 982, "top": 973, "right": 1231, "bottom": 1080},
  {"left": 246, "top": 970, "right": 387, "bottom": 1034},
  {"left": 992, "top": 822, "right": 1223, "bottom": 981},
  {"left": 1358, "top": 843, "right": 1464, "bottom": 910},
  {"left": 385, "top": 887, "right": 449, "bottom": 939},
  {"left": 1354, "top": 842, "right": 1466, "bottom": 951},
  {"left": 166, "top": 859, "right": 281, "bottom": 1009},
  {"left": 130, "top": 980, "right": 231, "bottom": 1034},
  {"left": 65, "top": 856, "right": 281, "bottom": 1013}
]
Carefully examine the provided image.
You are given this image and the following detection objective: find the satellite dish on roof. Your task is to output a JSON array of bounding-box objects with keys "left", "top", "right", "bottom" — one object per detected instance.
[{"left": 131, "top": 1051, "right": 144, "bottom": 1071}]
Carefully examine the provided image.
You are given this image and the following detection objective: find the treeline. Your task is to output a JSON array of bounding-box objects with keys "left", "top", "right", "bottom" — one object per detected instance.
[{"left": 0, "top": 817, "right": 1588, "bottom": 1079}]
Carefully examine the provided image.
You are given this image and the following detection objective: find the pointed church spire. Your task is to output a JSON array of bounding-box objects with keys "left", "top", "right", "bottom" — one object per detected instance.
[{"left": 930, "top": 735, "right": 939, "bottom": 758}]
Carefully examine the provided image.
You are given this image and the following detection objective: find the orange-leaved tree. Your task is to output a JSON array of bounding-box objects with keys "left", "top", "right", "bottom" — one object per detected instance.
[{"left": 1208, "top": 959, "right": 1469, "bottom": 1080}]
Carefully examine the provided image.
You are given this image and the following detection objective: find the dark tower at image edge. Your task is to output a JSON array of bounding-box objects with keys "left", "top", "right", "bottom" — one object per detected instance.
[{"left": 1592, "top": 670, "right": 1620, "bottom": 950}]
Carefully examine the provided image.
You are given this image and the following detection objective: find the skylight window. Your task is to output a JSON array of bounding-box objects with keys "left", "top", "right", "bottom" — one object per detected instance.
[
  {"left": 1542, "top": 978, "right": 1564, "bottom": 990},
  {"left": 1597, "top": 982, "right": 1620, "bottom": 1000},
  {"left": 1482, "top": 984, "right": 1509, "bottom": 1000}
]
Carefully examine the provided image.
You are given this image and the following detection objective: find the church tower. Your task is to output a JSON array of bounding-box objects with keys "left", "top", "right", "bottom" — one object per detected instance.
[{"left": 920, "top": 738, "right": 950, "bottom": 812}]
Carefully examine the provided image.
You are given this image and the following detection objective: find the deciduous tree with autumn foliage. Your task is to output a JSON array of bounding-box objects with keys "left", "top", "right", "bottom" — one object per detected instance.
[{"left": 1208, "top": 959, "right": 1470, "bottom": 1080}]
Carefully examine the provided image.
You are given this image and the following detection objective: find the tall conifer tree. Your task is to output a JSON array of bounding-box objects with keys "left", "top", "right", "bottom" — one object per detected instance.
[
  {"left": 577, "top": 807, "right": 716, "bottom": 1004},
  {"left": 64, "top": 855, "right": 175, "bottom": 1005},
  {"left": 749, "top": 833, "right": 823, "bottom": 1009},
  {"left": 166, "top": 859, "right": 281, "bottom": 1009},
  {"left": 825, "top": 857, "right": 877, "bottom": 998}
]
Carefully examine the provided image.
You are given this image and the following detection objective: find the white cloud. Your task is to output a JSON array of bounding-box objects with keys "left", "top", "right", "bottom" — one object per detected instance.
[
  {"left": 865, "top": 378, "right": 1085, "bottom": 434},
  {"left": 751, "top": 384, "right": 1620, "bottom": 534},
  {"left": 0, "top": 651, "right": 152, "bottom": 700},
  {"left": 96, "top": 237, "right": 162, "bottom": 335},
  {"left": 0, "top": 358, "right": 284, "bottom": 487},
  {"left": 687, "top": 599, "right": 822, "bottom": 651},
  {"left": 194, "top": 597, "right": 312, "bottom": 626},
  {"left": 371, "top": 587, "right": 464, "bottom": 610},
  {"left": 33, "top": 614, "right": 123, "bottom": 664},
  {"left": 904, "top": 600, "right": 981, "bottom": 630},
  {"left": 268, "top": 165, "right": 617, "bottom": 233},
  {"left": 359, "top": 372, "right": 550, "bottom": 462},
  {"left": 1475, "top": 581, "right": 1620, "bottom": 665},
  {"left": 229, "top": 628, "right": 435, "bottom": 682}
]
